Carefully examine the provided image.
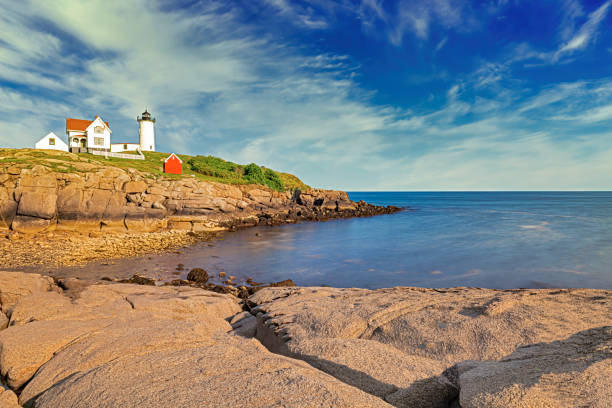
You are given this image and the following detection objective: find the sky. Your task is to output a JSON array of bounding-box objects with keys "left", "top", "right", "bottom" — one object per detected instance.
[{"left": 1, "top": 0, "right": 611, "bottom": 190}]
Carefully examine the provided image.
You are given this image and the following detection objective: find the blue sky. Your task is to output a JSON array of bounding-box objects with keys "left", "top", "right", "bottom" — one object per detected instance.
[{"left": 1, "top": 0, "right": 611, "bottom": 190}]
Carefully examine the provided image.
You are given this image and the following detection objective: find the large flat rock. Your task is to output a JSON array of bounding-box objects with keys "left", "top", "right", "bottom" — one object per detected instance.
[
  {"left": 19, "top": 316, "right": 225, "bottom": 405},
  {"left": 250, "top": 286, "right": 612, "bottom": 407},
  {"left": 34, "top": 333, "right": 390, "bottom": 408},
  {"left": 0, "top": 276, "right": 241, "bottom": 393},
  {"left": 456, "top": 326, "right": 612, "bottom": 408},
  {"left": 0, "top": 272, "right": 57, "bottom": 314},
  {"left": 0, "top": 272, "right": 391, "bottom": 407},
  {"left": 2, "top": 271, "right": 610, "bottom": 407}
]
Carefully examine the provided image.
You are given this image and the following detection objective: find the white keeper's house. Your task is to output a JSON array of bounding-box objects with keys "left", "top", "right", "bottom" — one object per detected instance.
[
  {"left": 34, "top": 109, "right": 157, "bottom": 155},
  {"left": 66, "top": 116, "right": 111, "bottom": 153}
]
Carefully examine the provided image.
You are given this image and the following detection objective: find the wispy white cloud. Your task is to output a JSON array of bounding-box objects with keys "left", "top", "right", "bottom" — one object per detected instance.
[
  {"left": 358, "top": 0, "right": 473, "bottom": 45},
  {"left": 553, "top": 103, "right": 612, "bottom": 122},
  {"left": 0, "top": 0, "right": 404, "bottom": 186},
  {"left": 1, "top": 0, "right": 611, "bottom": 191},
  {"left": 553, "top": 0, "right": 611, "bottom": 61},
  {"left": 262, "top": 0, "right": 331, "bottom": 29},
  {"left": 495, "top": 1, "right": 611, "bottom": 68},
  {"left": 558, "top": 0, "right": 586, "bottom": 41},
  {"left": 434, "top": 37, "right": 448, "bottom": 52}
]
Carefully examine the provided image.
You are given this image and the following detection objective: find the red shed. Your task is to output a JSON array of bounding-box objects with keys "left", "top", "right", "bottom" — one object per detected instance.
[{"left": 164, "top": 153, "right": 182, "bottom": 174}]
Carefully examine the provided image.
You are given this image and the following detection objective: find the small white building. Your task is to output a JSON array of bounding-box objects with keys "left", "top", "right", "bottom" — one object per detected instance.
[
  {"left": 110, "top": 142, "right": 141, "bottom": 153},
  {"left": 35, "top": 132, "right": 69, "bottom": 152},
  {"left": 66, "top": 115, "right": 112, "bottom": 153}
]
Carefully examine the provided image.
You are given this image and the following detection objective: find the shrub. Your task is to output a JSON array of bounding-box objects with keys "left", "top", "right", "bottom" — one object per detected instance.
[
  {"left": 187, "top": 156, "right": 240, "bottom": 179},
  {"left": 264, "top": 168, "right": 284, "bottom": 191},
  {"left": 184, "top": 156, "right": 287, "bottom": 191},
  {"left": 243, "top": 163, "right": 265, "bottom": 184},
  {"left": 243, "top": 163, "right": 284, "bottom": 191}
]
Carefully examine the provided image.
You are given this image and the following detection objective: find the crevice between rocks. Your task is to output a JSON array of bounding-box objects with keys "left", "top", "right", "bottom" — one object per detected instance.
[{"left": 248, "top": 309, "right": 462, "bottom": 408}]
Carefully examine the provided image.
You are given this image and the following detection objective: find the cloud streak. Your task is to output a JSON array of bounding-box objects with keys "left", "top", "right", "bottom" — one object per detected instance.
[
  {"left": 553, "top": 0, "right": 611, "bottom": 61},
  {"left": 0, "top": 0, "right": 611, "bottom": 191}
]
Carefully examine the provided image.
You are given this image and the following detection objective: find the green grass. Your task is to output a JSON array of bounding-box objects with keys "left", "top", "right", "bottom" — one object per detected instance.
[
  {"left": 0, "top": 148, "right": 310, "bottom": 191},
  {"left": 186, "top": 156, "right": 299, "bottom": 191}
]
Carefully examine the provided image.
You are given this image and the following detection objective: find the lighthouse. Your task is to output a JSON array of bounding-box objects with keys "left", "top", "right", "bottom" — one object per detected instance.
[{"left": 137, "top": 109, "right": 156, "bottom": 152}]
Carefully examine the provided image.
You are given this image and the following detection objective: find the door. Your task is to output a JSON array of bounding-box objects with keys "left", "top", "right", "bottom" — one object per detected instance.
[{"left": 80, "top": 138, "right": 86, "bottom": 148}]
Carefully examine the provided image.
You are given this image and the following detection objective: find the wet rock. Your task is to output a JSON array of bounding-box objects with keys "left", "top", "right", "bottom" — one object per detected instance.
[
  {"left": 186, "top": 268, "right": 209, "bottom": 284},
  {"left": 266, "top": 279, "right": 296, "bottom": 288},
  {"left": 210, "top": 285, "right": 239, "bottom": 297},
  {"left": 169, "top": 279, "right": 190, "bottom": 286},
  {"left": 118, "top": 274, "right": 155, "bottom": 286}
]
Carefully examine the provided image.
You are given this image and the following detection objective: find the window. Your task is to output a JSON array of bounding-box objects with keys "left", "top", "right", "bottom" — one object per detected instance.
[
  {"left": 73, "top": 138, "right": 78, "bottom": 143},
  {"left": 94, "top": 126, "right": 104, "bottom": 134},
  {"left": 94, "top": 137, "right": 104, "bottom": 146},
  {"left": 124, "top": 144, "right": 127, "bottom": 150},
  {"left": 49, "top": 138, "right": 55, "bottom": 145}
]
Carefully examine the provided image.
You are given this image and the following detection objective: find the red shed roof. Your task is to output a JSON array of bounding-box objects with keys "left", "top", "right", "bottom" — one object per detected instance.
[
  {"left": 164, "top": 153, "right": 183, "bottom": 163},
  {"left": 66, "top": 117, "right": 109, "bottom": 131}
]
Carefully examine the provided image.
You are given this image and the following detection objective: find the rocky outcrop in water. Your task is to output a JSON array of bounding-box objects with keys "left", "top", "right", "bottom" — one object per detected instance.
[{"left": 0, "top": 165, "right": 399, "bottom": 235}]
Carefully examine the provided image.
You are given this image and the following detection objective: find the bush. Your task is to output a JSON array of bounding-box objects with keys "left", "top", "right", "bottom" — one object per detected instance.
[
  {"left": 244, "top": 163, "right": 284, "bottom": 191},
  {"left": 187, "top": 156, "right": 286, "bottom": 191},
  {"left": 243, "top": 163, "right": 265, "bottom": 184},
  {"left": 187, "top": 156, "right": 240, "bottom": 179},
  {"left": 264, "top": 168, "right": 284, "bottom": 191}
]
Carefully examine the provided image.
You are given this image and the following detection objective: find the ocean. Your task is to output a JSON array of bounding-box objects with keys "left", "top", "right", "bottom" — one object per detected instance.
[
  {"left": 56, "top": 192, "right": 612, "bottom": 289},
  {"left": 174, "top": 191, "right": 612, "bottom": 289}
]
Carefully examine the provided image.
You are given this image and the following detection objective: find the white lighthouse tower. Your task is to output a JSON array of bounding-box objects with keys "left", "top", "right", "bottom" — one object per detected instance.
[{"left": 137, "top": 109, "right": 155, "bottom": 152}]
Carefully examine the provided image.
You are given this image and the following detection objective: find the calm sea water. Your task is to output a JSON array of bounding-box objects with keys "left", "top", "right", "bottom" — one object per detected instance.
[
  {"left": 58, "top": 192, "right": 612, "bottom": 289},
  {"left": 154, "top": 191, "right": 611, "bottom": 290}
]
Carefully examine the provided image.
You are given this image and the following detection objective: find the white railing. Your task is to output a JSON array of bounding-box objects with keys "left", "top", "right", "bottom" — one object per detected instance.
[{"left": 91, "top": 148, "right": 145, "bottom": 160}]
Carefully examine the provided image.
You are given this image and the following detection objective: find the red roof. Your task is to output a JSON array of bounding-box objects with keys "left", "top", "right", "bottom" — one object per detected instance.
[{"left": 66, "top": 117, "right": 109, "bottom": 132}]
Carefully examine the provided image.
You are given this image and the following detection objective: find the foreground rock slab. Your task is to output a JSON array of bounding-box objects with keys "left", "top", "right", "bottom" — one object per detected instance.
[
  {"left": 250, "top": 286, "right": 612, "bottom": 407},
  {"left": 456, "top": 326, "right": 612, "bottom": 408},
  {"left": 0, "top": 272, "right": 57, "bottom": 313},
  {"left": 0, "top": 272, "right": 390, "bottom": 408},
  {"left": 34, "top": 333, "right": 389, "bottom": 408}
]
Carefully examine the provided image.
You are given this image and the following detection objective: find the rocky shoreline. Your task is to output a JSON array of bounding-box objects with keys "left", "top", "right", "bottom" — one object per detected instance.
[
  {"left": 0, "top": 271, "right": 609, "bottom": 407},
  {"left": 0, "top": 164, "right": 399, "bottom": 270},
  {"left": 0, "top": 164, "right": 400, "bottom": 236}
]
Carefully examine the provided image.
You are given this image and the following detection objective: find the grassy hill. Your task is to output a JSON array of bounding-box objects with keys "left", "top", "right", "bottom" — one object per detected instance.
[{"left": 0, "top": 148, "right": 309, "bottom": 192}]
